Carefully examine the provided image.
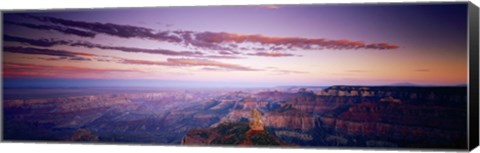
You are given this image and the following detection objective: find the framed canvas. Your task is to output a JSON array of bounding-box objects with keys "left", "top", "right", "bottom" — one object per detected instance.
[{"left": 1, "top": 1, "right": 479, "bottom": 152}]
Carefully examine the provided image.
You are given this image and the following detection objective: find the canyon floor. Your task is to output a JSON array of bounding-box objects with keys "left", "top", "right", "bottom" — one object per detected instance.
[{"left": 3, "top": 86, "right": 467, "bottom": 149}]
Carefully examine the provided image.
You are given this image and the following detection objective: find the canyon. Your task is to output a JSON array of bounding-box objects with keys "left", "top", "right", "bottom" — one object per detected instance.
[{"left": 3, "top": 86, "right": 468, "bottom": 148}]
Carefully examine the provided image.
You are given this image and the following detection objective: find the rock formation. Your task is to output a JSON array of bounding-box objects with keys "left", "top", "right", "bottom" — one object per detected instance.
[
  {"left": 182, "top": 121, "right": 285, "bottom": 146},
  {"left": 249, "top": 108, "right": 264, "bottom": 131},
  {"left": 69, "top": 129, "right": 99, "bottom": 142}
]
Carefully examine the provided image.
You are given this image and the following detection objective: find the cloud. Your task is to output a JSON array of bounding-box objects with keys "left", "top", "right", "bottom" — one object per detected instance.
[
  {"left": 121, "top": 59, "right": 172, "bottom": 66},
  {"left": 22, "top": 15, "right": 399, "bottom": 52},
  {"left": 5, "top": 21, "right": 96, "bottom": 38},
  {"left": 66, "top": 57, "right": 93, "bottom": 61},
  {"left": 175, "top": 31, "right": 235, "bottom": 51},
  {"left": 247, "top": 52, "right": 297, "bottom": 57},
  {"left": 346, "top": 70, "right": 371, "bottom": 73},
  {"left": 11, "top": 34, "right": 251, "bottom": 59},
  {"left": 122, "top": 58, "right": 259, "bottom": 71},
  {"left": 3, "top": 46, "right": 96, "bottom": 58},
  {"left": 3, "top": 40, "right": 301, "bottom": 73},
  {"left": 69, "top": 41, "right": 203, "bottom": 56},
  {"left": 265, "top": 67, "right": 308, "bottom": 75},
  {"left": 185, "top": 32, "right": 400, "bottom": 51},
  {"left": 22, "top": 14, "right": 182, "bottom": 43},
  {"left": 4, "top": 34, "right": 70, "bottom": 47},
  {"left": 4, "top": 35, "right": 241, "bottom": 58},
  {"left": 6, "top": 34, "right": 246, "bottom": 59},
  {"left": 38, "top": 56, "right": 92, "bottom": 61},
  {"left": 364, "top": 43, "right": 400, "bottom": 50},
  {"left": 218, "top": 50, "right": 241, "bottom": 55},
  {"left": 202, "top": 55, "right": 244, "bottom": 59},
  {"left": 414, "top": 69, "right": 430, "bottom": 72},
  {"left": 270, "top": 69, "right": 307, "bottom": 75},
  {"left": 3, "top": 62, "right": 141, "bottom": 78},
  {"left": 201, "top": 67, "right": 226, "bottom": 71}
]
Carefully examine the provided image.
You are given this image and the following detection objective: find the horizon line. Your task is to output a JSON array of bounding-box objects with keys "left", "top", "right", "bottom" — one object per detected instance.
[{"left": 3, "top": 78, "right": 468, "bottom": 88}]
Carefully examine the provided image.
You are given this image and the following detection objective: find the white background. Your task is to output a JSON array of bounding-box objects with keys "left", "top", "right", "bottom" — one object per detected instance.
[{"left": 0, "top": 0, "right": 479, "bottom": 153}]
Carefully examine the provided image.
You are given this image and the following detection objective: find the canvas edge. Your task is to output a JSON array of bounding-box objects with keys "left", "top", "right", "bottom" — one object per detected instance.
[
  {"left": 468, "top": 1, "right": 479, "bottom": 151},
  {"left": 1, "top": 10, "right": 4, "bottom": 142},
  {"left": 0, "top": 1, "right": 472, "bottom": 14}
]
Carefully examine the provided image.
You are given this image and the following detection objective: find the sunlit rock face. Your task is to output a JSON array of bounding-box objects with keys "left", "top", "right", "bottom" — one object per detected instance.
[
  {"left": 182, "top": 108, "right": 285, "bottom": 146},
  {"left": 249, "top": 108, "right": 264, "bottom": 131}
]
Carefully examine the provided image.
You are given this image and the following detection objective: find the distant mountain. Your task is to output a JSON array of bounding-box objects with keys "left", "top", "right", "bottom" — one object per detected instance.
[
  {"left": 388, "top": 82, "right": 467, "bottom": 87},
  {"left": 388, "top": 82, "right": 420, "bottom": 86},
  {"left": 276, "top": 85, "right": 329, "bottom": 88}
]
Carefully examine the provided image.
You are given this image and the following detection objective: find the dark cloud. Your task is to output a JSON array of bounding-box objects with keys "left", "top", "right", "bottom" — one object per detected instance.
[
  {"left": 5, "top": 35, "right": 248, "bottom": 59},
  {"left": 365, "top": 43, "right": 400, "bottom": 50},
  {"left": 23, "top": 15, "right": 399, "bottom": 52},
  {"left": 70, "top": 41, "right": 203, "bottom": 56},
  {"left": 185, "top": 32, "right": 400, "bottom": 51},
  {"left": 4, "top": 34, "right": 70, "bottom": 47},
  {"left": 23, "top": 14, "right": 182, "bottom": 43},
  {"left": 177, "top": 31, "right": 236, "bottom": 51},
  {"left": 4, "top": 35, "right": 204, "bottom": 57},
  {"left": 3, "top": 46, "right": 96, "bottom": 58},
  {"left": 39, "top": 56, "right": 92, "bottom": 61},
  {"left": 5, "top": 21, "right": 96, "bottom": 38},
  {"left": 218, "top": 50, "right": 241, "bottom": 55}
]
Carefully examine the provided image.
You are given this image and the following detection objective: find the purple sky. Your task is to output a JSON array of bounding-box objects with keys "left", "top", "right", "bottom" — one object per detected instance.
[{"left": 2, "top": 3, "right": 469, "bottom": 87}]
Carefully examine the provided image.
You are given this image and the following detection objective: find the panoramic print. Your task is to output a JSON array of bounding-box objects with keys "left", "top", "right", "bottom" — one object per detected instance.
[{"left": 3, "top": 4, "right": 468, "bottom": 149}]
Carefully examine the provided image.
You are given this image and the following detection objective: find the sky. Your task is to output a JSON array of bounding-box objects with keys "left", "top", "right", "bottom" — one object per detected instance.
[{"left": 2, "top": 3, "right": 469, "bottom": 87}]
